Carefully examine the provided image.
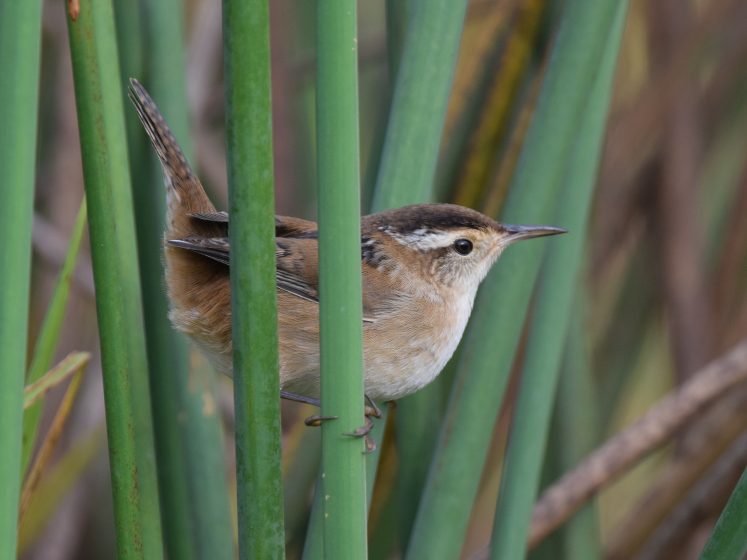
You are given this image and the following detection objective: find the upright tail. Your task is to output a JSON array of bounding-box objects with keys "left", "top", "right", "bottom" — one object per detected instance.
[{"left": 127, "top": 78, "right": 215, "bottom": 236}]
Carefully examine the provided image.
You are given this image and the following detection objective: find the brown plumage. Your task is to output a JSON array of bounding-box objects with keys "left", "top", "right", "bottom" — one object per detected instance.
[{"left": 128, "top": 79, "right": 565, "bottom": 402}]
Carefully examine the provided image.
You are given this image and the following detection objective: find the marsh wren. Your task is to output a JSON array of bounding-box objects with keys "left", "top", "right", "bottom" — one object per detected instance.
[{"left": 128, "top": 79, "right": 565, "bottom": 408}]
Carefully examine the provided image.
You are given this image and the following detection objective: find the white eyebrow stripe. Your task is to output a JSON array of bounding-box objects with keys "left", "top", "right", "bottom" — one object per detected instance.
[{"left": 388, "top": 229, "right": 465, "bottom": 251}]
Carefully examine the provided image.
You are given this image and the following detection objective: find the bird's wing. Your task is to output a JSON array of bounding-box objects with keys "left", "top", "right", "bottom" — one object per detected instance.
[
  {"left": 168, "top": 235, "right": 381, "bottom": 322},
  {"left": 274, "top": 238, "right": 320, "bottom": 304},
  {"left": 275, "top": 215, "right": 319, "bottom": 238},
  {"left": 190, "top": 211, "right": 229, "bottom": 223},
  {"left": 168, "top": 237, "right": 230, "bottom": 265},
  {"left": 167, "top": 236, "right": 320, "bottom": 303},
  {"left": 188, "top": 212, "right": 319, "bottom": 239}
]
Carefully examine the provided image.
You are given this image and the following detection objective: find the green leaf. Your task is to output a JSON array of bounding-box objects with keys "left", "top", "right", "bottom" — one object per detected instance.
[
  {"left": 23, "top": 352, "right": 91, "bottom": 410},
  {"left": 17, "top": 427, "right": 104, "bottom": 554},
  {"left": 489, "top": 4, "right": 628, "bottom": 557},
  {"left": 700, "top": 467, "right": 747, "bottom": 560},
  {"left": 22, "top": 199, "right": 88, "bottom": 475},
  {"left": 406, "top": 2, "right": 623, "bottom": 558}
]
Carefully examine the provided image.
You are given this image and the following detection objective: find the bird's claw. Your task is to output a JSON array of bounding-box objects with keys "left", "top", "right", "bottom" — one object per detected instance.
[
  {"left": 302, "top": 395, "right": 383, "bottom": 453},
  {"left": 304, "top": 414, "right": 338, "bottom": 427},
  {"left": 344, "top": 416, "right": 374, "bottom": 438},
  {"left": 344, "top": 417, "right": 379, "bottom": 453},
  {"left": 364, "top": 395, "right": 383, "bottom": 419}
]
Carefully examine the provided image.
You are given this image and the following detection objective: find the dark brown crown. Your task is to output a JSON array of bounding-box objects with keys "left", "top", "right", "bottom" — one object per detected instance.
[{"left": 363, "top": 203, "right": 500, "bottom": 235}]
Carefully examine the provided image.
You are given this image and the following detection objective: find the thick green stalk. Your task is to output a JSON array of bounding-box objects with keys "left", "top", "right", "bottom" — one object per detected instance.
[
  {"left": 317, "top": 1, "right": 367, "bottom": 558},
  {"left": 0, "top": 0, "right": 42, "bottom": 556},
  {"left": 406, "top": 2, "right": 621, "bottom": 558},
  {"left": 118, "top": 1, "right": 234, "bottom": 557},
  {"left": 22, "top": 200, "right": 88, "bottom": 476},
  {"left": 490, "top": 5, "right": 627, "bottom": 557},
  {"left": 66, "top": 0, "right": 164, "bottom": 558},
  {"left": 223, "top": 0, "right": 285, "bottom": 557},
  {"left": 700, "top": 467, "right": 747, "bottom": 560}
]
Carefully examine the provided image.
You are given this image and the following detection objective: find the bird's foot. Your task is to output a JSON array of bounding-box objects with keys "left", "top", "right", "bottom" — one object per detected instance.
[{"left": 283, "top": 390, "right": 381, "bottom": 452}]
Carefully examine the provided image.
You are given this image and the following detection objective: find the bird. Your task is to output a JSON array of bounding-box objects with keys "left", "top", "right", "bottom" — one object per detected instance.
[{"left": 127, "top": 78, "right": 565, "bottom": 417}]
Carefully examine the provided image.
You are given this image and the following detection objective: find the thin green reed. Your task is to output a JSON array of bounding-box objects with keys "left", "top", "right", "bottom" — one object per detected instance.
[
  {"left": 0, "top": 0, "right": 43, "bottom": 557},
  {"left": 555, "top": 311, "right": 601, "bottom": 560},
  {"left": 373, "top": 0, "right": 470, "bottom": 548},
  {"left": 367, "top": 0, "right": 469, "bottom": 497},
  {"left": 316, "top": 1, "right": 368, "bottom": 558},
  {"left": 66, "top": 0, "right": 164, "bottom": 557},
  {"left": 223, "top": 0, "right": 285, "bottom": 557},
  {"left": 372, "top": 0, "right": 469, "bottom": 210}
]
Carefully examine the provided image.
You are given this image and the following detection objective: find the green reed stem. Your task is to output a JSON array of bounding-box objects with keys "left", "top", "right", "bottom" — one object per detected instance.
[
  {"left": 0, "top": 0, "right": 43, "bottom": 556},
  {"left": 555, "top": 312, "right": 601, "bottom": 560},
  {"left": 372, "top": 0, "right": 468, "bottom": 210},
  {"left": 370, "top": 1, "right": 468, "bottom": 548},
  {"left": 124, "top": 1, "right": 234, "bottom": 557},
  {"left": 316, "top": 1, "right": 367, "bottom": 558},
  {"left": 66, "top": 0, "right": 164, "bottom": 556},
  {"left": 223, "top": 0, "right": 285, "bottom": 557}
]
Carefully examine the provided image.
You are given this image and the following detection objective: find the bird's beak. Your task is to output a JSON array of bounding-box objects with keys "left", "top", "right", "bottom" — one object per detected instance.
[{"left": 502, "top": 224, "right": 567, "bottom": 244}]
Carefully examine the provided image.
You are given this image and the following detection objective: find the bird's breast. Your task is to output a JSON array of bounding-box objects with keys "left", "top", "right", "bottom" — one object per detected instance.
[
  {"left": 243, "top": 286, "right": 478, "bottom": 404},
  {"left": 361, "top": 288, "right": 476, "bottom": 401}
]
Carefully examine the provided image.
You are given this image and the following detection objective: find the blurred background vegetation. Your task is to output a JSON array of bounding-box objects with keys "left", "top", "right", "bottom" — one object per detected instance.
[{"left": 17, "top": 0, "right": 747, "bottom": 558}]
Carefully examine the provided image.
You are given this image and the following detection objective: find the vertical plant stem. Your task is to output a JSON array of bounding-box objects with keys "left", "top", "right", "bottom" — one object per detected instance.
[
  {"left": 66, "top": 0, "right": 164, "bottom": 557},
  {"left": 120, "top": 1, "right": 234, "bottom": 557},
  {"left": 406, "top": 2, "right": 621, "bottom": 558},
  {"left": 116, "top": 2, "right": 194, "bottom": 556},
  {"left": 490, "top": 5, "right": 627, "bottom": 558},
  {"left": 371, "top": 1, "right": 469, "bottom": 545},
  {"left": 0, "top": 0, "right": 43, "bottom": 556},
  {"left": 223, "top": 0, "right": 285, "bottom": 557},
  {"left": 556, "top": 312, "right": 601, "bottom": 560},
  {"left": 372, "top": 0, "right": 468, "bottom": 210},
  {"left": 384, "top": 0, "right": 414, "bottom": 81},
  {"left": 317, "top": 1, "right": 367, "bottom": 558}
]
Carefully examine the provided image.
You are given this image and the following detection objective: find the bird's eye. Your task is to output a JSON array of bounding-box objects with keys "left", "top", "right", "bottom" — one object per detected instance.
[{"left": 453, "top": 238, "right": 473, "bottom": 255}]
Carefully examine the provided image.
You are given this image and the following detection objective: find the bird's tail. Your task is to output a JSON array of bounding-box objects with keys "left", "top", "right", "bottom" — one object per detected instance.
[{"left": 127, "top": 78, "right": 215, "bottom": 237}]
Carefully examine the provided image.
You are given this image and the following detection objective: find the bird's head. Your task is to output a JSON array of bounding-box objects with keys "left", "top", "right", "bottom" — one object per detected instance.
[{"left": 364, "top": 203, "right": 566, "bottom": 290}]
